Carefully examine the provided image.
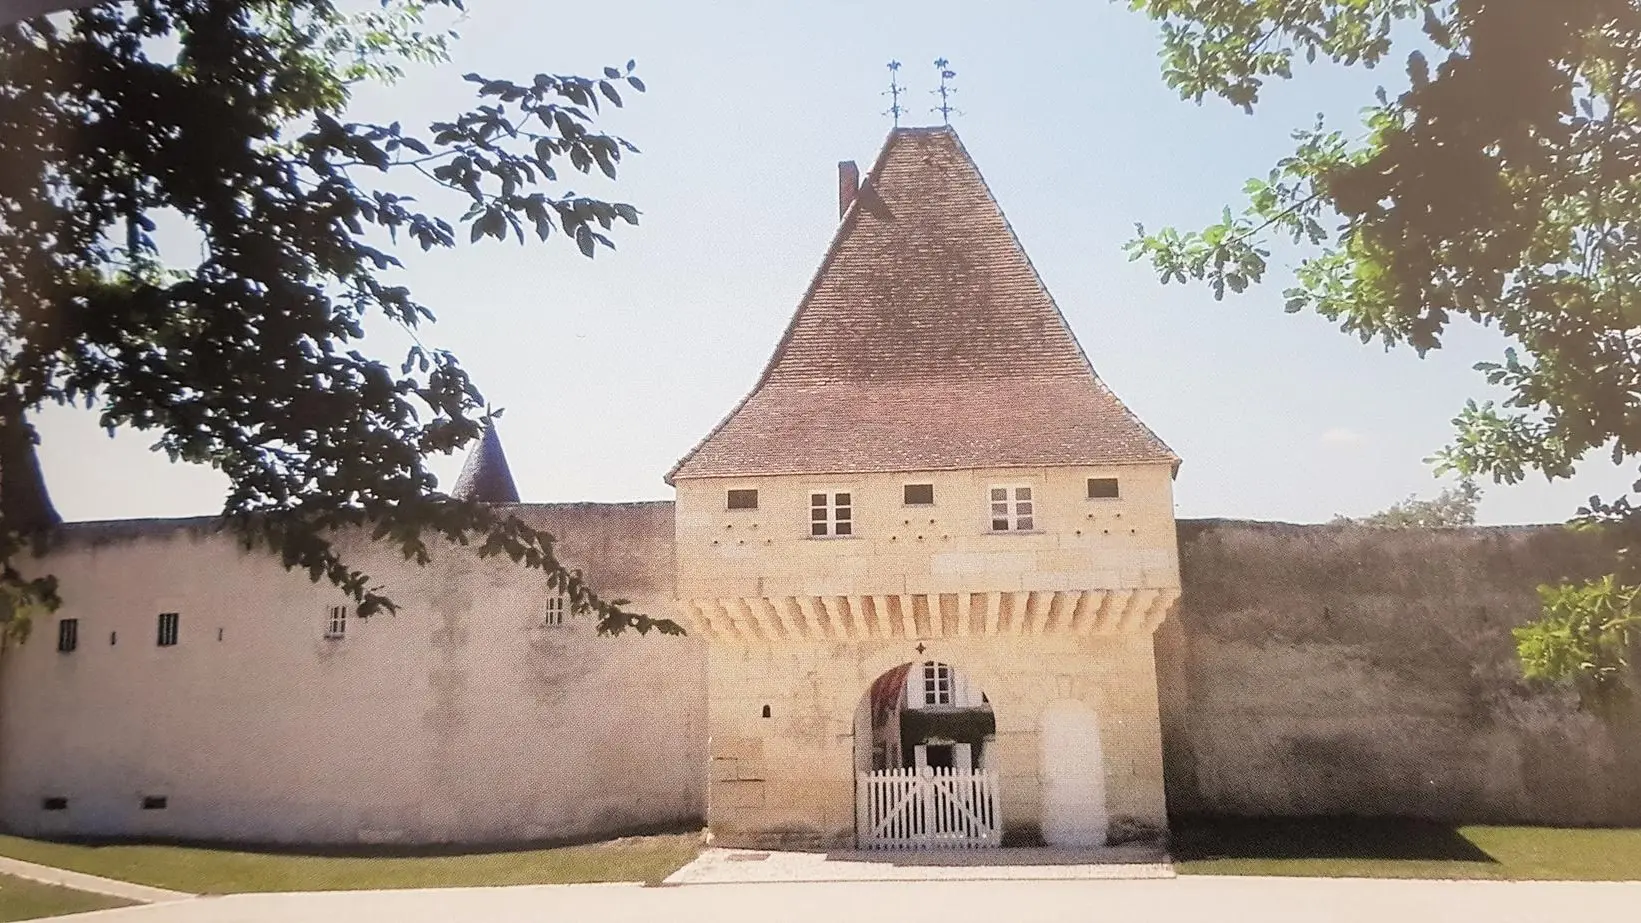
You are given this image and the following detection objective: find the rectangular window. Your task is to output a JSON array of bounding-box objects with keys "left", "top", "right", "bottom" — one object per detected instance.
[
  {"left": 324, "top": 605, "right": 347, "bottom": 640},
  {"left": 544, "top": 594, "right": 567, "bottom": 627},
  {"left": 809, "top": 491, "right": 853, "bottom": 537},
  {"left": 1087, "top": 477, "right": 1120, "bottom": 499},
  {"left": 989, "top": 486, "right": 1035, "bottom": 532},
  {"left": 40, "top": 797, "right": 67, "bottom": 811},
  {"left": 726, "top": 489, "right": 759, "bottom": 510},
  {"left": 156, "top": 612, "right": 179, "bottom": 647},
  {"left": 56, "top": 619, "right": 78, "bottom": 653},
  {"left": 903, "top": 483, "right": 935, "bottom": 506},
  {"left": 923, "top": 662, "right": 953, "bottom": 706},
  {"left": 141, "top": 796, "right": 167, "bottom": 811}
]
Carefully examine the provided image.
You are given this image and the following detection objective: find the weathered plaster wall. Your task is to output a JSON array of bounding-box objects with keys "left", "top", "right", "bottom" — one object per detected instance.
[
  {"left": 0, "top": 502, "right": 707, "bottom": 844},
  {"left": 1157, "top": 519, "right": 1641, "bottom": 825}
]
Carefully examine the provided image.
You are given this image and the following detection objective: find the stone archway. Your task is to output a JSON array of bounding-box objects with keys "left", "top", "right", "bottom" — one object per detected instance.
[{"left": 853, "top": 660, "right": 1001, "bottom": 848}]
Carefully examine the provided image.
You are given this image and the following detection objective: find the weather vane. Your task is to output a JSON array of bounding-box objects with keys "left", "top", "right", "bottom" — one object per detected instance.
[
  {"left": 932, "top": 57, "right": 959, "bottom": 124},
  {"left": 883, "top": 60, "right": 906, "bottom": 127}
]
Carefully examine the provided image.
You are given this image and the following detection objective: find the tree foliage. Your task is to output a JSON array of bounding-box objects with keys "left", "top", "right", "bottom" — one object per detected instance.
[
  {"left": 1125, "top": 0, "right": 1641, "bottom": 703},
  {"left": 1517, "top": 576, "right": 1641, "bottom": 713},
  {"left": 1334, "top": 477, "right": 1481, "bottom": 527},
  {"left": 0, "top": 0, "right": 681, "bottom": 635}
]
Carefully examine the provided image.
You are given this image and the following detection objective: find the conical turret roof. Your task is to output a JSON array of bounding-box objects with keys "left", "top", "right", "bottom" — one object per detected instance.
[
  {"left": 668, "top": 126, "right": 1176, "bottom": 483},
  {"left": 451, "top": 424, "right": 520, "bottom": 503},
  {"left": 0, "top": 407, "right": 60, "bottom": 531}
]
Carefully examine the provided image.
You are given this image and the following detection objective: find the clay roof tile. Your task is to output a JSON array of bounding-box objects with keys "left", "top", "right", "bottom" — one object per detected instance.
[{"left": 668, "top": 126, "right": 1176, "bottom": 483}]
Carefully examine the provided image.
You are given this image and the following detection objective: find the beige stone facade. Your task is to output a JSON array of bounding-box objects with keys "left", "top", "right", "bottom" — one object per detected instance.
[{"left": 677, "top": 465, "right": 1180, "bottom": 848}]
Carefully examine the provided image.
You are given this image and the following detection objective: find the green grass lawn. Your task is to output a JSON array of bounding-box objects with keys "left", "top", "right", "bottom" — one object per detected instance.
[
  {"left": 1172, "top": 816, "right": 1641, "bottom": 880},
  {"left": 0, "top": 872, "right": 133, "bottom": 921},
  {"left": 0, "top": 832, "right": 700, "bottom": 895}
]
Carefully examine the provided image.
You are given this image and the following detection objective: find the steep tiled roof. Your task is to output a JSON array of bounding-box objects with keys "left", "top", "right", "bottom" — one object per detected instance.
[
  {"left": 451, "top": 425, "right": 520, "bottom": 503},
  {"left": 668, "top": 126, "right": 1177, "bottom": 483}
]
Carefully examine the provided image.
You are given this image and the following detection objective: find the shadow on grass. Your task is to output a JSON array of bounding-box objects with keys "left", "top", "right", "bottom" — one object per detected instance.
[{"left": 1171, "top": 815, "right": 1498, "bottom": 864}]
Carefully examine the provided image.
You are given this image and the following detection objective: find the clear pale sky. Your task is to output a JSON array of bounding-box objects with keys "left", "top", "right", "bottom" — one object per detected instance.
[{"left": 30, "top": 0, "right": 1634, "bottom": 526}]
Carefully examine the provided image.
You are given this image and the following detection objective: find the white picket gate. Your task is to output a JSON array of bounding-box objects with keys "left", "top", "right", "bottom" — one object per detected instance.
[{"left": 856, "top": 766, "right": 1001, "bottom": 849}]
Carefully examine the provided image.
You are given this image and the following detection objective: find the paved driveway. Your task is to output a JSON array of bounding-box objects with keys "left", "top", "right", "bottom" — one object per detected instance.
[{"left": 60, "top": 876, "right": 1641, "bottom": 923}]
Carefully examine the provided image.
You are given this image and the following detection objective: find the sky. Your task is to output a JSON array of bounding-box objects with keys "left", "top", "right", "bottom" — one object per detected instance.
[{"left": 29, "top": 0, "right": 1636, "bottom": 526}]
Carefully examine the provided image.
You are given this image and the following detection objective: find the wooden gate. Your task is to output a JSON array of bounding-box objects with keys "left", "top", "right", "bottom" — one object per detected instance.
[{"left": 856, "top": 766, "right": 1001, "bottom": 849}]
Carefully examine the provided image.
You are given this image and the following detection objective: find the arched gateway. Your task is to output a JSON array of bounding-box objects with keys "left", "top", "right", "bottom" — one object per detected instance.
[
  {"left": 854, "top": 662, "right": 1000, "bottom": 848},
  {"left": 668, "top": 125, "right": 1183, "bottom": 850}
]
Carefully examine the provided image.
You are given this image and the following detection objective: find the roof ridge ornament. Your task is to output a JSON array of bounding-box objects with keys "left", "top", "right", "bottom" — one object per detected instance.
[
  {"left": 883, "top": 60, "right": 906, "bottom": 127},
  {"left": 931, "top": 58, "right": 959, "bottom": 125}
]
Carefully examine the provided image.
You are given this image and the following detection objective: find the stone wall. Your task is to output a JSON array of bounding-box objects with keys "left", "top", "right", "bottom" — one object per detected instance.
[
  {"left": 705, "top": 633, "right": 1168, "bottom": 849},
  {"left": 0, "top": 502, "right": 707, "bottom": 845},
  {"left": 1157, "top": 519, "right": 1641, "bottom": 825}
]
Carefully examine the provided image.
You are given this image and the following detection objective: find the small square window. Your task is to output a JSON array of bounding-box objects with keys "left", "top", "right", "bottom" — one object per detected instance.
[
  {"left": 156, "top": 612, "right": 179, "bottom": 647},
  {"left": 1088, "top": 477, "right": 1120, "bottom": 499},
  {"left": 544, "top": 594, "right": 567, "bottom": 627},
  {"left": 56, "top": 619, "right": 78, "bottom": 653},
  {"left": 727, "top": 489, "right": 759, "bottom": 510},
  {"left": 903, "top": 484, "right": 934, "bottom": 505},
  {"left": 324, "top": 605, "right": 347, "bottom": 640}
]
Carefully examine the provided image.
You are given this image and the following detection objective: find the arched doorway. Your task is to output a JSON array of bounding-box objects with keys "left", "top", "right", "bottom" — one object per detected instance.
[
  {"left": 1039, "top": 699, "right": 1108, "bottom": 846},
  {"left": 853, "top": 661, "right": 1000, "bottom": 848}
]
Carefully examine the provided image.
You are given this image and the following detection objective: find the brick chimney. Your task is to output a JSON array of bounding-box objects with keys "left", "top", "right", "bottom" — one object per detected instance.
[{"left": 838, "top": 161, "right": 859, "bottom": 219}]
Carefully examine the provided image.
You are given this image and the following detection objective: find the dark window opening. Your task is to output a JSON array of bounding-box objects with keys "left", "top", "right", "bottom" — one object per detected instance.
[
  {"left": 109, "top": 631, "right": 117, "bottom": 646},
  {"left": 56, "top": 619, "right": 78, "bottom": 653},
  {"left": 41, "top": 797, "right": 67, "bottom": 811},
  {"left": 1088, "top": 477, "right": 1120, "bottom": 499},
  {"left": 904, "top": 483, "right": 934, "bottom": 505},
  {"left": 761, "top": 704, "right": 771, "bottom": 718},
  {"left": 141, "top": 796, "right": 167, "bottom": 811},
  {"left": 157, "top": 612, "right": 179, "bottom": 647},
  {"left": 727, "top": 489, "right": 759, "bottom": 510},
  {"left": 924, "top": 744, "right": 954, "bottom": 770}
]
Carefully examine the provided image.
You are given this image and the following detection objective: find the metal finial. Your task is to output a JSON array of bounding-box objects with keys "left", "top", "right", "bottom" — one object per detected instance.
[
  {"left": 883, "top": 60, "right": 905, "bottom": 127},
  {"left": 932, "top": 58, "right": 959, "bottom": 125}
]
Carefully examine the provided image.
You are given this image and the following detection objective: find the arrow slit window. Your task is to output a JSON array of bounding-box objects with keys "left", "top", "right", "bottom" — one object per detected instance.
[
  {"left": 989, "top": 486, "right": 1034, "bottom": 532},
  {"left": 810, "top": 492, "right": 853, "bottom": 537}
]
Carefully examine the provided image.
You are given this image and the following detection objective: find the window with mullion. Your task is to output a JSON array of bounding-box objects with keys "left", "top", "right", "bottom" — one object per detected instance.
[
  {"left": 989, "top": 486, "right": 1035, "bottom": 532},
  {"left": 809, "top": 491, "right": 853, "bottom": 537},
  {"left": 923, "top": 661, "right": 953, "bottom": 706}
]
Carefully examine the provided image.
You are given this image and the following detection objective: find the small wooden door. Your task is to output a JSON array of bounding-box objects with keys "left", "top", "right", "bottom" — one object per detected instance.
[{"left": 1039, "top": 700, "right": 1107, "bottom": 847}]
